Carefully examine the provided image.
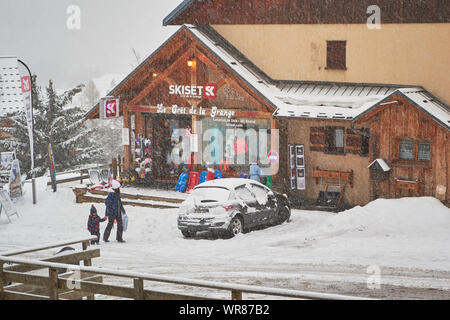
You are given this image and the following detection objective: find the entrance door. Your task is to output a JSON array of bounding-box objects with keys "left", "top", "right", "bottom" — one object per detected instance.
[{"left": 144, "top": 114, "right": 192, "bottom": 180}]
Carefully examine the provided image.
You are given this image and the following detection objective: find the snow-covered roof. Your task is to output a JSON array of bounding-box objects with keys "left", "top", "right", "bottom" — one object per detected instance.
[
  {"left": 0, "top": 56, "right": 23, "bottom": 117},
  {"left": 396, "top": 88, "right": 450, "bottom": 129},
  {"left": 368, "top": 159, "right": 391, "bottom": 172},
  {"left": 272, "top": 84, "right": 399, "bottom": 120}
]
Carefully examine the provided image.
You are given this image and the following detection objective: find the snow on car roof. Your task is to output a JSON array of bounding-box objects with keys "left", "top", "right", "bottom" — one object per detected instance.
[{"left": 193, "top": 178, "right": 266, "bottom": 190}]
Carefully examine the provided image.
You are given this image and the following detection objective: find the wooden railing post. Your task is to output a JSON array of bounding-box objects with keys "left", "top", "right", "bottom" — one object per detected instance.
[
  {"left": 231, "top": 290, "right": 242, "bottom": 300},
  {"left": 82, "top": 240, "right": 89, "bottom": 251},
  {"left": 49, "top": 267, "right": 59, "bottom": 300},
  {"left": 134, "top": 278, "right": 145, "bottom": 300},
  {"left": 81, "top": 241, "right": 92, "bottom": 267},
  {"left": 0, "top": 262, "right": 5, "bottom": 300}
]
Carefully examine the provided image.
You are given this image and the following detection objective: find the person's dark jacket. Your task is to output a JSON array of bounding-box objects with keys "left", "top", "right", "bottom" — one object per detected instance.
[
  {"left": 105, "top": 192, "right": 125, "bottom": 218},
  {"left": 87, "top": 214, "right": 106, "bottom": 234}
]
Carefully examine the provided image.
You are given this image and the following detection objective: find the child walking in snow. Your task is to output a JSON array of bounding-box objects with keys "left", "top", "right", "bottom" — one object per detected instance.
[{"left": 87, "top": 205, "right": 107, "bottom": 244}]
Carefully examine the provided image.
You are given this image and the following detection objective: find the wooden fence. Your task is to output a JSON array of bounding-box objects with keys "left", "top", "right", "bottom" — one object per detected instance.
[{"left": 0, "top": 237, "right": 372, "bottom": 300}]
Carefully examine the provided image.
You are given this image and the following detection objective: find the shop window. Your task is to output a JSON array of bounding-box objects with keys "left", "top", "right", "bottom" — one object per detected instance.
[
  {"left": 325, "top": 127, "right": 345, "bottom": 155},
  {"left": 326, "top": 41, "right": 347, "bottom": 70},
  {"left": 399, "top": 140, "right": 415, "bottom": 160},
  {"left": 418, "top": 141, "right": 431, "bottom": 161},
  {"left": 397, "top": 140, "right": 431, "bottom": 162}
]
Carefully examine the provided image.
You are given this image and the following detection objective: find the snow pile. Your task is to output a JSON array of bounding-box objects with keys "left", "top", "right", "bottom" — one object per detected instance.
[{"left": 305, "top": 197, "right": 450, "bottom": 239}]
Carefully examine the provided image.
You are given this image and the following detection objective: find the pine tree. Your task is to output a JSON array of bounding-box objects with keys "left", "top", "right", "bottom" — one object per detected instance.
[{"left": 9, "top": 76, "right": 103, "bottom": 177}]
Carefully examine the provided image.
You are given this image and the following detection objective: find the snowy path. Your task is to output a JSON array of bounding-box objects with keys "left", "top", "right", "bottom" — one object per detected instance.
[{"left": 1, "top": 176, "right": 449, "bottom": 299}]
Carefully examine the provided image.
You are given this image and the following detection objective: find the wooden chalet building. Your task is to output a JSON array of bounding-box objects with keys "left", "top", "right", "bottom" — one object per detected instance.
[{"left": 87, "top": 0, "right": 449, "bottom": 208}]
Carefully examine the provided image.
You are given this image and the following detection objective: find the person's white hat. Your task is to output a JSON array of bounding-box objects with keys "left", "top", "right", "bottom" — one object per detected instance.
[{"left": 111, "top": 180, "right": 121, "bottom": 190}]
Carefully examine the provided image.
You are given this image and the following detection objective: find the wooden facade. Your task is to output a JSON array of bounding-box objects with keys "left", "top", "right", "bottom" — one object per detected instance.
[
  {"left": 355, "top": 95, "right": 449, "bottom": 204},
  {"left": 278, "top": 118, "right": 373, "bottom": 207},
  {"left": 278, "top": 96, "right": 449, "bottom": 207}
]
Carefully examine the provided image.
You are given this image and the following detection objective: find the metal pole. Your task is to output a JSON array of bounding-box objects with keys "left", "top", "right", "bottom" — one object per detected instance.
[{"left": 32, "top": 175, "right": 36, "bottom": 204}]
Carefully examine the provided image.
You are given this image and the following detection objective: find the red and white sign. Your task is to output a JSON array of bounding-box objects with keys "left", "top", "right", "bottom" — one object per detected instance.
[
  {"left": 21, "top": 76, "right": 31, "bottom": 93},
  {"left": 100, "top": 98, "right": 120, "bottom": 119},
  {"left": 203, "top": 83, "right": 217, "bottom": 99},
  {"left": 17, "top": 60, "right": 34, "bottom": 171},
  {"left": 169, "top": 83, "right": 217, "bottom": 99}
]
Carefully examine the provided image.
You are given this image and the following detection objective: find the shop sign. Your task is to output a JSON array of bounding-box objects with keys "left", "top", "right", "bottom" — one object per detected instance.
[
  {"left": 100, "top": 97, "right": 120, "bottom": 119},
  {"left": 169, "top": 83, "right": 217, "bottom": 99},
  {"left": 156, "top": 104, "right": 235, "bottom": 119}
]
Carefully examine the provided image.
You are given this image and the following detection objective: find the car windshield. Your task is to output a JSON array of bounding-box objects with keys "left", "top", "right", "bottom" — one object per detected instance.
[{"left": 190, "top": 187, "right": 231, "bottom": 202}]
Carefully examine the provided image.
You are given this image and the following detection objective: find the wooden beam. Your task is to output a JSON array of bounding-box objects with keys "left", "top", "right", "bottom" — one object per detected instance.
[
  {"left": 4, "top": 249, "right": 100, "bottom": 273},
  {"left": 128, "top": 105, "right": 273, "bottom": 119},
  {"left": 129, "top": 51, "right": 192, "bottom": 105},
  {"left": 1, "top": 236, "right": 98, "bottom": 257},
  {"left": 3, "top": 290, "right": 50, "bottom": 300},
  {"left": 134, "top": 278, "right": 145, "bottom": 300},
  {"left": 87, "top": 189, "right": 184, "bottom": 203},
  {"left": 232, "top": 290, "right": 243, "bottom": 300},
  {"left": 46, "top": 174, "right": 90, "bottom": 186}
]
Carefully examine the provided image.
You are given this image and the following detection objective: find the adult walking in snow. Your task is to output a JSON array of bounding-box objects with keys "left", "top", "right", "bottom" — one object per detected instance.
[
  {"left": 249, "top": 161, "right": 262, "bottom": 182},
  {"left": 103, "top": 180, "right": 126, "bottom": 243}
]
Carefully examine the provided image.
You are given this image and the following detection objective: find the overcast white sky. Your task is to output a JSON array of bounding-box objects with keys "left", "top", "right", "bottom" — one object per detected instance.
[{"left": 0, "top": 0, "right": 182, "bottom": 89}]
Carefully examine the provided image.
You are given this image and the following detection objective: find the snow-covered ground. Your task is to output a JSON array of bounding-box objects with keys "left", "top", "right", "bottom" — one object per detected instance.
[{"left": 1, "top": 175, "right": 449, "bottom": 299}]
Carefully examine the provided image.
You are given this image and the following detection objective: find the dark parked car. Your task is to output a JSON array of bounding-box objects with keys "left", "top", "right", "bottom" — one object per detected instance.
[{"left": 177, "top": 178, "right": 291, "bottom": 238}]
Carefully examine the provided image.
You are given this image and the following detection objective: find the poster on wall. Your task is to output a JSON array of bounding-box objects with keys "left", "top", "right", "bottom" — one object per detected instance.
[
  {"left": 295, "top": 145, "right": 306, "bottom": 190},
  {"left": 122, "top": 128, "right": 130, "bottom": 146},
  {"left": 297, "top": 168, "right": 306, "bottom": 190},
  {"left": 9, "top": 159, "right": 23, "bottom": 199},
  {"left": 131, "top": 114, "right": 136, "bottom": 162},
  {"left": 289, "top": 144, "right": 306, "bottom": 190}
]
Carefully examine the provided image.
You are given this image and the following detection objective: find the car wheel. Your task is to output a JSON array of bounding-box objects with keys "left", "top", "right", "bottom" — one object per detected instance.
[
  {"left": 277, "top": 206, "right": 291, "bottom": 224},
  {"left": 181, "top": 230, "right": 195, "bottom": 238},
  {"left": 228, "top": 216, "right": 244, "bottom": 237}
]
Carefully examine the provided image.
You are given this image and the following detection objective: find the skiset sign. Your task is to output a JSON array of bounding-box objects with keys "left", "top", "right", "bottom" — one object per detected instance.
[
  {"left": 100, "top": 97, "right": 120, "bottom": 119},
  {"left": 169, "top": 83, "right": 217, "bottom": 99}
]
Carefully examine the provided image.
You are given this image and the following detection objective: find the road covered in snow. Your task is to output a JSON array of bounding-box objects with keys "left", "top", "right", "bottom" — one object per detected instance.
[{"left": 1, "top": 176, "right": 449, "bottom": 299}]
